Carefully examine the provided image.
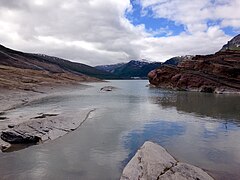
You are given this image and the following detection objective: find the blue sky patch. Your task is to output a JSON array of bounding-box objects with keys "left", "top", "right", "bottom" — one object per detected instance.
[
  {"left": 126, "top": 0, "right": 239, "bottom": 37},
  {"left": 207, "top": 19, "right": 238, "bottom": 36},
  {"left": 125, "top": 0, "right": 185, "bottom": 37},
  {"left": 222, "top": 26, "right": 240, "bottom": 36}
]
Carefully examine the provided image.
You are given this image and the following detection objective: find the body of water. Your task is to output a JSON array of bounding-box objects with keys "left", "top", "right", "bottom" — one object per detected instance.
[{"left": 0, "top": 80, "right": 240, "bottom": 180}]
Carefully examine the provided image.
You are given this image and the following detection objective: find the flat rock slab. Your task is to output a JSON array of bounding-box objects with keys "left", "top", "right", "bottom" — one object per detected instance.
[
  {"left": 121, "top": 141, "right": 213, "bottom": 180},
  {"left": 1, "top": 109, "right": 95, "bottom": 150}
]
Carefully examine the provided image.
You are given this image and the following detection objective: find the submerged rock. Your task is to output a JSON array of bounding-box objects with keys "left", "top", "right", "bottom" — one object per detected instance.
[
  {"left": 121, "top": 141, "right": 213, "bottom": 180},
  {"left": 0, "top": 117, "right": 7, "bottom": 120},
  {"left": 7, "top": 124, "right": 15, "bottom": 128},
  {"left": 100, "top": 86, "right": 118, "bottom": 92},
  {"left": 32, "top": 113, "right": 58, "bottom": 119}
]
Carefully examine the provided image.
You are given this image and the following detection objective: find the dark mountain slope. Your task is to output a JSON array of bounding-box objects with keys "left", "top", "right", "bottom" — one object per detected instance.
[
  {"left": 96, "top": 60, "right": 162, "bottom": 79},
  {"left": 0, "top": 44, "right": 118, "bottom": 79},
  {"left": 95, "top": 56, "right": 187, "bottom": 79},
  {"left": 95, "top": 63, "right": 125, "bottom": 73}
]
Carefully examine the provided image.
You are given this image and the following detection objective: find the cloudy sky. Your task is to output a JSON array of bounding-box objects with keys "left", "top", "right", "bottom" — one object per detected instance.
[{"left": 0, "top": 0, "right": 239, "bottom": 65}]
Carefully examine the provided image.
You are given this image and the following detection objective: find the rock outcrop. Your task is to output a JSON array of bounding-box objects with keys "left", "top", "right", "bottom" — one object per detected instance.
[
  {"left": 148, "top": 50, "right": 240, "bottom": 93},
  {"left": 0, "top": 109, "right": 95, "bottom": 152},
  {"left": 221, "top": 34, "right": 240, "bottom": 51},
  {"left": 121, "top": 141, "right": 213, "bottom": 180}
]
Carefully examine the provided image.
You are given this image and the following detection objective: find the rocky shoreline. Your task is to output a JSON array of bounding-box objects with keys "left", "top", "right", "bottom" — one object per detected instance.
[
  {"left": 1, "top": 109, "right": 95, "bottom": 152},
  {"left": 0, "top": 84, "right": 95, "bottom": 152},
  {"left": 121, "top": 141, "right": 214, "bottom": 180}
]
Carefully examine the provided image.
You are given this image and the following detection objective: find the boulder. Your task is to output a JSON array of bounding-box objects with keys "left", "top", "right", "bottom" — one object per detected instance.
[{"left": 121, "top": 141, "right": 214, "bottom": 180}]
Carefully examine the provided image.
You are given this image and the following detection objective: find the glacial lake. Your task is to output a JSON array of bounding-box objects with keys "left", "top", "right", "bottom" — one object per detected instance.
[{"left": 0, "top": 80, "right": 240, "bottom": 180}]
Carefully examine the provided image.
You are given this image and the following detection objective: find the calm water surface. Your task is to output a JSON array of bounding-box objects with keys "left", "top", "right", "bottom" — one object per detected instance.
[{"left": 0, "top": 80, "right": 240, "bottom": 180}]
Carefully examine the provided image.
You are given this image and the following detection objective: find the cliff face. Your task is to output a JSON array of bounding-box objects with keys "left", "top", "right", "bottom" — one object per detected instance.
[{"left": 148, "top": 50, "right": 240, "bottom": 93}]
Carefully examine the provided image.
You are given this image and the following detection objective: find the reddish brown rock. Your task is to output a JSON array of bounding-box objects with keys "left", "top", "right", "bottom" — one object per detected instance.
[{"left": 148, "top": 50, "right": 240, "bottom": 93}]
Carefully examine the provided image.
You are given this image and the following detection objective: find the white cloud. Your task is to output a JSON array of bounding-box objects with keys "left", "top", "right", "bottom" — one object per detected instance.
[
  {"left": 139, "top": 0, "right": 240, "bottom": 32},
  {"left": 0, "top": 0, "right": 239, "bottom": 65}
]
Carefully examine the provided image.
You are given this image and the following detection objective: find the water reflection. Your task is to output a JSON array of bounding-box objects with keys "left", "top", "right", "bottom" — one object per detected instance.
[
  {"left": 122, "top": 88, "right": 240, "bottom": 180},
  {"left": 148, "top": 91, "right": 240, "bottom": 122},
  {"left": 122, "top": 121, "right": 186, "bottom": 165}
]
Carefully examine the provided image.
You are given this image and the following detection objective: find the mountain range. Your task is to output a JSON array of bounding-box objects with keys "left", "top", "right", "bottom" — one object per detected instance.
[{"left": 95, "top": 57, "right": 187, "bottom": 79}]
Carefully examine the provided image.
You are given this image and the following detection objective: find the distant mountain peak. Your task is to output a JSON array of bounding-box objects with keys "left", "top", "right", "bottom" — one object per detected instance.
[{"left": 95, "top": 58, "right": 184, "bottom": 79}]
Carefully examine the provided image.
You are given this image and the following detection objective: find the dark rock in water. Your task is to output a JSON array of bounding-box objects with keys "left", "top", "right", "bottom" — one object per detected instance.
[
  {"left": 8, "top": 124, "right": 15, "bottom": 128},
  {"left": 32, "top": 113, "right": 58, "bottom": 119},
  {"left": 1, "top": 131, "right": 40, "bottom": 144},
  {"left": 100, "top": 86, "right": 118, "bottom": 92},
  {"left": 0, "top": 117, "right": 7, "bottom": 120}
]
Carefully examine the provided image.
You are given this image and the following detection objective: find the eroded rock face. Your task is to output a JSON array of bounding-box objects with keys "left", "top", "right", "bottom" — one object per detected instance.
[
  {"left": 148, "top": 51, "right": 240, "bottom": 93},
  {"left": 121, "top": 141, "right": 213, "bottom": 180}
]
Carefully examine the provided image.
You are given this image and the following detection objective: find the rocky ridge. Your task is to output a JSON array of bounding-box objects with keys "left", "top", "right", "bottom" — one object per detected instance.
[
  {"left": 0, "top": 44, "right": 118, "bottom": 91},
  {"left": 221, "top": 34, "right": 240, "bottom": 51}
]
